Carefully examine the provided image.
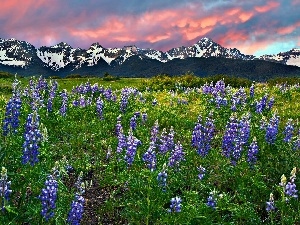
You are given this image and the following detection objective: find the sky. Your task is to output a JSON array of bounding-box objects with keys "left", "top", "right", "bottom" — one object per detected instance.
[{"left": 0, "top": 0, "right": 299, "bottom": 56}]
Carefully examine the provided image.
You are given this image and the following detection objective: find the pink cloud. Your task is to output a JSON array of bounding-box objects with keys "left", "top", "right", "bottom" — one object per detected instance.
[
  {"left": 255, "top": 1, "right": 280, "bottom": 13},
  {"left": 277, "top": 21, "right": 300, "bottom": 35},
  {"left": 292, "top": 0, "right": 300, "bottom": 5}
]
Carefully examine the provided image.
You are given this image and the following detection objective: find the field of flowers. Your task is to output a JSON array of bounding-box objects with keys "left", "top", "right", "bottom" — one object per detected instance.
[{"left": 0, "top": 76, "right": 300, "bottom": 224}]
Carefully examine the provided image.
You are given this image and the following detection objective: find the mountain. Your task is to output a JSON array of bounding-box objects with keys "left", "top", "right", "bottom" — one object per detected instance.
[
  {"left": 259, "top": 48, "right": 300, "bottom": 67},
  {"left": 0, "top": 37, "right": 300, "bottom": 80}
]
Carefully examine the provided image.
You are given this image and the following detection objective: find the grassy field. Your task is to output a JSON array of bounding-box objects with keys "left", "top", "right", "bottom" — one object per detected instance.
[{"left": 0, "top": 76, "right": 300, "bottom": 224}]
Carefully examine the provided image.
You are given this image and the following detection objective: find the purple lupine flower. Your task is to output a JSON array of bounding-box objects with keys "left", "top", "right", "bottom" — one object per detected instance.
[
  {"left": 268, "top": 97, "right": 275, "bottom": 110},
  {"left": 0, "top": 167, "right": 12, "bottom": 211},
  {"left": 266, "top": 193, "right": 275, "bottom": 212},
  {"left": 239, "top": 114, "right": 251, "bottom": 145},
  {"left": 47, "top": 80, "right": 58, "bottom": 112},
  {"left": 192, "top": 115, "right": 215, "bottom": 157},
  {"left": 168, "top": 197, "right": 182, "bottom": 213},
  {"left": 152, "top": 98, "right": 157, "bottom": 106},
  {"left": 116, "top": 127, "right": 127, "bottom": 154},
  {"left": 39, "top": 174, "right": 58, "bottom": 221},
  {"left": 207, "top": 194, "right": 217, "bottom": 209},
  {"left": 130, "top": 115, "right": 137, "bottom": 131},
  {"left": 166, "top": 126, "right": 175, "bottom": 150},
  {"left": 293, "top": 129, "right": 300, "bottom": 150},
  {"left": 222, "top": 114, "right": 249, "bottom": 165},
  {"left": 222, "top": 115, "right": 239, "bottom": 159},
  {"left": 96, "top": 97, "right": 104, "bottom": 120},
  {"left": 142, "top": 112, "right": 148, "bottom": 124},
  {"left": 79, "top": 95, "right": 86, "bottom": 107},
  {"left": 265, "top": 114, "right": 280, "bottom": 145},
  {"left": 198, "top": 166, "right": 206, "bottom": 180},
  {"left": 115, "top": 115, "right": 122, "bottom": 136},
  {"left": 142, "top": 142, "right": 157, "bottom": 171},
  {"left": 157, "top": 170, "right": 167, "bottom": 191},
  {"left": 168, "top": 142, "right": 185, "bottom": 168},
  {"left": 59, "top": 90, "right": 68, "bottom": 116},
  {"left": 285, "top": 181, "right": 298, "bottom": 198},
  {"left": 249, "top": 83, "right": 255, "bottom": 98},
  {"left": 150, "top": 120, "right": 159, "bottom": 144},
  {"left": 247, "top": 138, "right": 259, "bottom": 167},
  {"left": 134, "top": 111, "right": 141, "bottom": 118},
  {"left": 256, "top": 94, "right": 269, "bottom": 113},
  {"left": 285, "top": 167, "right": 298, "bottom": 198},
  {"left": 124, "top": 129, "right": 141, "bottom": 167},
  {"left": 67, "top": 194, "right": 85, "bottom": 225},
  {"left": 283, "top": 119, "right": 294, "bottom": 143},
  {"left": 159, "top": 128, "right": 169, "bottom": 154},
  {"left": 2, "top": 91, "right": 22, "bottom": 136},
  {"left": 22, "top": 110, "right": 42, "bottom": 166}
]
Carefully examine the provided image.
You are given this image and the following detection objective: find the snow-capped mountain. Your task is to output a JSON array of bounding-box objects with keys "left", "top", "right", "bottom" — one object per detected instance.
[
  {"left": 259, "top": 48, "right": 300, "bottom": 67},
  {"left": 0, "top": 38, "right": 36, "bottom": 68},
  {"left": 0, "top": 37, "right": 299, "bottom": 76}
]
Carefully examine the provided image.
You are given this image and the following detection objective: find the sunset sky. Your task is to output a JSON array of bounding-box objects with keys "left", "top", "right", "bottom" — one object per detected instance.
[{"left": 0, "top": 0, "right": 299, "bottom": 56}]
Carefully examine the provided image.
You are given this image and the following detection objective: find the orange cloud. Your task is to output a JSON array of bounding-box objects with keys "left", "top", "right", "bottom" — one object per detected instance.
[
  {"left": 255, "top": 1, "right": 280, "bottom": 13},
  {"left": 277, "top": 21, "right": 300, "bottom": 35},
  {"left": 146, "top": 34, "right": 170, "bottom": 43}
]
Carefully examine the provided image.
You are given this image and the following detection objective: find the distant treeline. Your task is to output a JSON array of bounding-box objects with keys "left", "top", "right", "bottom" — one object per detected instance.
[{"left": 1, "top": 71, "right": 300, "bottom": 88}]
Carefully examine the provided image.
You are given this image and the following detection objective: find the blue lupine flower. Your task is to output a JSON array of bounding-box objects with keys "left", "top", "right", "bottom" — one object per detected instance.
[
  {"left": 115, "top": 115, "right": 122, "bottom": 136},
  {"left": 79, "top": 95, "right": 86, "bottom": 107},
  {"left": 2, "top": 91, "right": 22, "bottom": 136},
  {"left": 22, "top": 110, "right": 42, "bottom": 166},
  {"left": 67, "top": 194, "right": 85, "bottom": 225},
  {"left": 266, "top": 193, "right": 275, "bottom": 212},
  {"left": 283, "top": 119, "right": 294, "bottom": 143},
  {"left": 207, "top": 195, "right": 217, "bottom": 209},
  {"left": 150, "top": 120, "right": 159, "bottom": 144},
  {"left": 285, "top": 181, "right": 298, "bottom": 198},
  {"left": 159, "top": 128, "right": 169, "bottom": 154},
  {"left": 0, "top": 167, "right": 12, "bottom": 211},
  {"left": 293, "top": 129, "right": 300, "bottom": 150},
  {"left": 47, "top": 80, "right": 58, "bottom": 112},
  {"left": 249, "top": 83, "right": 255, "bottom": 98},
  {"left": 285, "top": 167, "right": 298, "bottom": 198},
  {"left": 192, "top": 115, "right": 215, "bottom": 157},
  {"left": 157, "top": 170, "right": 167, "bottom": 191},
  {"left": 152, "top": 98, "right": 157, "bottom": 106},
  {"left": 239, "top": 114, "right": 251, "bottom": 145},
  {"left": 142, "top": 112, "right": 148, "bottom": 124},
  {"left": 198, "top": 166, "right": 206, "bottom": 180},
  {"left": 39, "top": 175, "right": 58, "bottom": 221},
  {"left": 168, "top": 142, "right": 185, "bottom": 168},
  {"left": 116, "top": 127, "right": 127, "bottom": 154},
  {"left": 124, "top": 129, "right": 141, "bottom": 167},
  {"left": 59, "top": 90, "right": 68, "bottom": 116},
  {"left": 130, "top": 115, "right": 137, "bottom": 131},
  {"left": 268, "top": 97, "right": 275, "bottom": 110},
  {"left": 222, "top": 115, "right": 239, "bottom": 159},
  {"left": 96, "top": 97, "right": 104, "bottom": 120},
  {"left": 247, "top": 138, "right": 259, "bottom": 167},
  {"left": 142, "top": 142, "right": 157, "bottom": 171},
  {"left": 265, "top": 114, "right": 280, "bottom": 145},
  {"left": 168, "top": 197, "right": 182, "bottom": 213}
]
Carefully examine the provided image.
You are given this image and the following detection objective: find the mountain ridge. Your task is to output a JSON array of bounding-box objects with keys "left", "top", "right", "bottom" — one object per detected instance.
[{"left": 0, "top": 37, "right": 300, "bottom": 80}]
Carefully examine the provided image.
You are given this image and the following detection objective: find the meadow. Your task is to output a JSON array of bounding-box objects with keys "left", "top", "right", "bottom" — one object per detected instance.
[{"left": 0, "top": 74, "right": 300, "bottom": 224}]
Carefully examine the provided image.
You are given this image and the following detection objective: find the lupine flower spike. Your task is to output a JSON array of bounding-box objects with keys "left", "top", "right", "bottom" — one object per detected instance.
[
  {"left": 0, "top": 167, "right": 12, "bottom": 211},
  {"left": 266, "top": 193, "right": 275, "bottom": 212},
  {"left": 168, "top": 197, "right": 182, "bottom": 212},
  {"left": 39, "top": 173, "right": 58, "bottom": 221}
]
